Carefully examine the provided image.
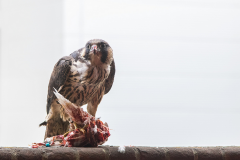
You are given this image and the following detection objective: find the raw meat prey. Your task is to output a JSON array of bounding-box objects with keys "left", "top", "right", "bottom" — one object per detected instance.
[{"left": 32, "top": 90, "right": 110, "bottom": 148}]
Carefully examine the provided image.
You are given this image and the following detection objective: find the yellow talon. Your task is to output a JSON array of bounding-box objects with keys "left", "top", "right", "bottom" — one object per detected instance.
[
  {"left": 63, "top": 131, "right": 70, "bottom": 137},
  {"left": 74, "top": 123, "right": 78, "bottom": 129},
  {"left": 79, "top": 128, "right": 85, "bottom": 133},
  {"left": 63, "top": 122, "right": 88, "bottom": 137}
]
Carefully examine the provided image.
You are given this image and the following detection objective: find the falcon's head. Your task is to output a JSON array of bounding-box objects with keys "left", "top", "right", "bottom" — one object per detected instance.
[{"left": 81, "top": 39, "right": 113, "bottom": 66}]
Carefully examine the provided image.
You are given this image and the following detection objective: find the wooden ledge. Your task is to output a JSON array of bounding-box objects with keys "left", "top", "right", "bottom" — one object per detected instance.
[{"left": 0, "top": 146, "right": 240, "bottom": 160}]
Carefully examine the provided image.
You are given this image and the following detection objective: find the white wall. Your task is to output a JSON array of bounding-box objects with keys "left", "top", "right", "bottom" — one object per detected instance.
[
  {"left": 0, "top": 0, "right": 240, "bottom": 147},
  {"left": 0, "top": 0, "right": 64, "bottom": 146},
  {"left": 63, "top": 0, "right": 84, "bottom": 54},
  {"left": 82, "top": 0, "right": 240, "bottom": 146},
  {"left": 0, "top": 0, "right": 2, "bottom": 144}
]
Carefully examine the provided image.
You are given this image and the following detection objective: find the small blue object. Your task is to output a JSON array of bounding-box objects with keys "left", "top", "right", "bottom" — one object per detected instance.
[{"left": 46, "top": 143, "right": 50, "bottom": 147}]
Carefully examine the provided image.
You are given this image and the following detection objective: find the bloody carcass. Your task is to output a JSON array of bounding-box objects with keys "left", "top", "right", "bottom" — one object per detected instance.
[{"left": 32, "top": 90, "right": 110, "bottom": 148}]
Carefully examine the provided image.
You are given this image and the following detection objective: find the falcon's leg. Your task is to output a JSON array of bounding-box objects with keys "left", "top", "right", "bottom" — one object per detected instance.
[
  {"left": 87, "top": 102, "right": 98, "bottom": 117},
  {"left": 44, "top": 102, "right": 69, "bottom": 139},
  {"left": 87, "top": 87, "right": 105, "bottom": 117}
]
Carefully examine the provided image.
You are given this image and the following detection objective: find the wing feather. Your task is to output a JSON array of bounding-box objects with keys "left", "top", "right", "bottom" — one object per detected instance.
[
  {"left": 46, "top": 56, "right": 74, "bottom": 114},
  {"left": 104, "top": 59, "right": 115, "bottom": 94}
]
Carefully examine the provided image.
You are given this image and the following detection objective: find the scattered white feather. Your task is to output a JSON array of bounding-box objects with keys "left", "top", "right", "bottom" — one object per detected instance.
[
  {"left": 83, "top": 119, "right": 89, "bottom": 125},
  {"left": 46, "top": 138, "right": 51, "bottom": 143},
  {"left": 83, "top": 116, "right": 92, "bottom": 125},
  {"left": 64, "top": 141, "right": 69, "bottom": 147},
  {"left": 53, "top": 88, "right": 77, "bottom": 110},
  {"left": 118, "top": 145, "right": 125, "bottom": 153},
  {"left": 96, "top": 117, "right": 101, "bottom": 120},
  {"left": 92, "top": 125, "right": 97, "bottom": 134},
  {"left": 73, "top": 61, "right": 89, "bottom": 79}
]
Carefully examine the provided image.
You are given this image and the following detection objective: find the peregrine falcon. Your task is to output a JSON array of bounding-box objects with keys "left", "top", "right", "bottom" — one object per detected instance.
[{"left": 40, "top": 39, "right": 115, "bottom": 139}]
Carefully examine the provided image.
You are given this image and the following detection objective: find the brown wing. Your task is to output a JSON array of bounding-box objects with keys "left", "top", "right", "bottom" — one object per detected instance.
[
  {"left": 46, "top": 56, "right": 74, "bottom": 114},
  {"left": 70, "top": 48, "right": 83, "bottom": 61},
  {"left": 104, "top": 59, "right": 116, "bottom": 94}
]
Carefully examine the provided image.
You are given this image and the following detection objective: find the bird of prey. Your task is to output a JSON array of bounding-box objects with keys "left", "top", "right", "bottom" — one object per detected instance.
[{"left": 40, "top": 39, "right": 115, "bottom": 139}]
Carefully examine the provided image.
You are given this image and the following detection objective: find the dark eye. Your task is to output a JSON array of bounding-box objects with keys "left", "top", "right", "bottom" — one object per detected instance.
[
  {"left": 87, "top": 45, "right": 91, "bottom": 49},
  {"left": 100, "top": 44, "right": 106, "bottom": 48}
]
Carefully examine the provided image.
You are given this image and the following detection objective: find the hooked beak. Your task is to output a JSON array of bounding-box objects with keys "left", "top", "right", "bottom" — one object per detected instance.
[
  {"left": 90, "top": 45, "right": 98, "bottom": 54},
  {"left": 90, "top": 44, "right": 101, "bottom": 57}
]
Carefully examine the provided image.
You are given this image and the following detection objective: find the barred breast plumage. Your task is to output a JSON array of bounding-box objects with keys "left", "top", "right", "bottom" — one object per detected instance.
[{"left": 60, "top": 60, "right": 110, "bottom": 107}]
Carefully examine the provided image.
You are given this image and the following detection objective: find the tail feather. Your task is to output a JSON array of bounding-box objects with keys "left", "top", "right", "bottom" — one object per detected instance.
[
  {"left": 44, "top": 116, "right": 69, "bottom": 139},
  {"left": 41, "top": 88, "right": 71, "bottom": 139},
  {"left": 39, "top": 121, "right": 47, "bottom": 127}
]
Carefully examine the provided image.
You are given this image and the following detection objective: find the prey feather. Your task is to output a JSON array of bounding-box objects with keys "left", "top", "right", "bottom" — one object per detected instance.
[{"left": 54, "top": 88, "right": 89, "bottom": 126}]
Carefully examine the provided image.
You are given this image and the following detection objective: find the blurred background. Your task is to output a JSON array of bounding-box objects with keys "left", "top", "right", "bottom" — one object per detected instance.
[{"left": 0, "top": 0, "right": 240, "bottom": 147}]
